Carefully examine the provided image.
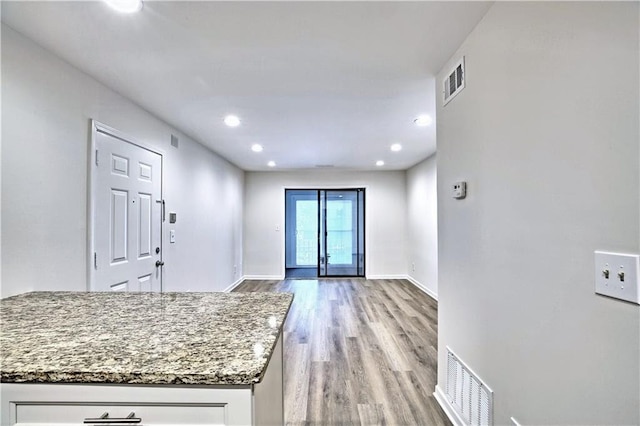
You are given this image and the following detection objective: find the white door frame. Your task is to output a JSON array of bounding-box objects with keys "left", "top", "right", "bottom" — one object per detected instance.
[
  {"left": 87, "top": 120, "right": 165, "bottom": 291},
  {"left": 280, "top": 185, "right": 369, "bottom": 279}
]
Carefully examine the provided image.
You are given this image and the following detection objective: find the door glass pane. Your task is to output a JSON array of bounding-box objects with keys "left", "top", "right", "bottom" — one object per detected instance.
[
  {"left": 324, "top": 190, "right": 363, "bottom": 276},
  {"left": 295, "top": 199, "right": 318, "bottom": 265},
  {"left": 326, "top": 199, "right": 353, "bottom": 265}
]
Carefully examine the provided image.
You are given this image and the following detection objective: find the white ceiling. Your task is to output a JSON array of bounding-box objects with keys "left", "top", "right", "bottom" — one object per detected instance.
[{"left": 1, "top": 1, "right": 492, "bottom": 171}]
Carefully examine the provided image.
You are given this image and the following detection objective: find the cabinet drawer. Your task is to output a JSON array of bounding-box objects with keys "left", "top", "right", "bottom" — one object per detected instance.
[{"left": 16, "top": 403, "right": 226, "bottom": 425}]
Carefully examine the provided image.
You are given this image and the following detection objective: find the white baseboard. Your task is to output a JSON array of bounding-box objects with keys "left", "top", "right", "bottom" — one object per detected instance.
[
  {"left": 223, "top": 276, "right": 246, "bottom": 293},
  {"left": 434, "top": 385, "right": 464, "bottom": 426},
  {"left": 366, "top": 274, "right": 407, "bottom": 280},
  {"left": 242, "top": 275, "right": 285, "bottom": 281},
  {"left": 405, "top": 275, "right": 438, "bottom": 301}
]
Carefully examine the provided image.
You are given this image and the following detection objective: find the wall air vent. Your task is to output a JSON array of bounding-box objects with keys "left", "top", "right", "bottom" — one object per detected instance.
[
  {"left": 443, "top": 57, "right": 465, "bottom": 106},
  {"left": 446, "top": 347, "right": 493, "bottom": 425}
]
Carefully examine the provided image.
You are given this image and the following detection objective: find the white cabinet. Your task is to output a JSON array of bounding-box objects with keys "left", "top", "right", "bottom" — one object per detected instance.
[
  {"left": 11, "top": 401, "right": 229, "bottom": 425},
  {"left": 1, "top": 337, "right": 283, "bottom": 426}
]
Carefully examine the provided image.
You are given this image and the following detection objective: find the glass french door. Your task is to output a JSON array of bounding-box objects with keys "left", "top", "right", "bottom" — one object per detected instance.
[
  {"left": 285, "top": 188, "right": 365, "bottom": 278},
  {"left": 285, "top": 191, "right": 319, "bottom": 275},
  {"left": 318, "top": 189, "right": 365, "bottom": 277}
]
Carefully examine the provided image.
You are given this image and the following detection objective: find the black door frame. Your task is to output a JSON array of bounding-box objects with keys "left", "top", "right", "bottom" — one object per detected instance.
[{"left": 284, "top": 188, "right": 366, "bottom": 278}]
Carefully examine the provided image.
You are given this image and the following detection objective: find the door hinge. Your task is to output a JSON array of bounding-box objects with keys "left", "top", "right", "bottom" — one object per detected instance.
[
  {"left": 94, "top": 252, "right": 97, "bottom": 269},
  {"left": 95, "top": 149, "right": 99, "bottom": 166}
]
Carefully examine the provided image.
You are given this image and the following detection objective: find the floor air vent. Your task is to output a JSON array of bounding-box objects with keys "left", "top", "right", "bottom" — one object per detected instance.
[{"left": 446, "top": 347, "right": 493, "bottom": 426}]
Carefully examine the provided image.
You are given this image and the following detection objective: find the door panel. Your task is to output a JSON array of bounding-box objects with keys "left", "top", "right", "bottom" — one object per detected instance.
[
  {"left": 139, "top": 162, "right": 152, "bottom": 180},
  {"left": 284, "top": 190, "right": 319, "bottom": 271},
  {"left": 318, "top": 189, "right": 365, "bottom": 277},
  {"left": 111, "top": 189, "right": 128, "bottom": 263},
  {"left": 111, "top": 281, "right": 128, "bottom": 292},
  {"left": 138, "top": 193, "right": 152, "bottom": 259},
  {"left": 112, "top": 154, "right": 129, "bottom": 176},
  {"left": 138, "top": 274, "right": 152, "bottom": 291},
  {"left": 94, "top": 127, "right": 162, "bottom": 292},
  {"left": 324, "top": 191, "right": 360, "bottom": 276}
]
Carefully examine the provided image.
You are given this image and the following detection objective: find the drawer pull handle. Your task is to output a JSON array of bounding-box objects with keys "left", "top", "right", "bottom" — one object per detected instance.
[{"left": 84, "top": 412, "right": 141, "bottom": 424}]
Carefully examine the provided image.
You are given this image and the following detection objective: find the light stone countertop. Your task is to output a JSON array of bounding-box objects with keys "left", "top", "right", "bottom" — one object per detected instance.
[{"left": 0, "top": 291, "right": 293, "bottom": 386}]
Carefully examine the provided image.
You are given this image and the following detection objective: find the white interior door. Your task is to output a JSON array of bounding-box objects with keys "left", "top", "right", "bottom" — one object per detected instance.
[{"left": 92, "top": 125, "right": 163, "bottom": 292}]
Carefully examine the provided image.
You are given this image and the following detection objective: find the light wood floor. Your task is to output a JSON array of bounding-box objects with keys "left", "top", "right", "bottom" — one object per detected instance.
[{"left": 234, "top": 278, "right": 451, "bottom": 426}]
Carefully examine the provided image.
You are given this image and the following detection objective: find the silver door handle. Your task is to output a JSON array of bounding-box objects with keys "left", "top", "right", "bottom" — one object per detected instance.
[
  {"left": 84, "top": 412, "right": 141, "bottom": 424},
  {"left": 155, "top": 260, "right": 165, "bottom": 267},
  {"left": 156, "top": 199, "right": 165, "bottom": 222}
]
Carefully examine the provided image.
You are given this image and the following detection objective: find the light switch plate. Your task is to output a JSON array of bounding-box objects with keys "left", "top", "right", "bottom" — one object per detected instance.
[
  {"left": 594, "top": 251, "right": 639, "bottom": 304},
  {"left": 170, "top": 230, "right": 176, "bottom": 244}
]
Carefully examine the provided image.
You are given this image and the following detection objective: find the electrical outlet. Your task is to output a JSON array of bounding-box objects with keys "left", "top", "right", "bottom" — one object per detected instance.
[
  {"left": 595, "top": 251, "right": 639, "bottom": 304},
  {"left": 411, "top": 262, "right": 415, "bottom": 272}
]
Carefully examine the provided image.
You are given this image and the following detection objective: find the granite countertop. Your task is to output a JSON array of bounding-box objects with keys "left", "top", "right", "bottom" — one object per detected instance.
[{"left": 0, "top": 291, "right": 293, "bottom": 386}]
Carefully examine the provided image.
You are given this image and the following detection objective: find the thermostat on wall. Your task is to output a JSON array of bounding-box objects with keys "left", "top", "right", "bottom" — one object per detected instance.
[{"left": 452, "top": 182, "right": 467, "bottom": 199}]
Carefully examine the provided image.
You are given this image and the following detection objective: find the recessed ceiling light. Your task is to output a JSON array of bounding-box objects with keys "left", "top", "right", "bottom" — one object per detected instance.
[
  {"left": 224, "top": 115, "right": 241, "bottom": 127},
  {"left": 267, "top": 161, "right": 276, "bottom": 167},
  {"left": 103, "top": 0, "right": 143, "bottom": 13},
  {"left": 251, "top": 144, "right": 263, "bottom": 153},
  {"left": 390, "top": 143, "right": 402, "bottom": 152},
  {"left": 376, "top": 160, "right": 385, "bottom": 167},
  {"left": 414, "top": 115, "right": 433, "bottom": 127}
]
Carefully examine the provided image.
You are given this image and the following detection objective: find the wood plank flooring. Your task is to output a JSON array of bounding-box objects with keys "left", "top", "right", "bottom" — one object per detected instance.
[{"left": 234, "top": 278, "right": 451, "bottom": 426}]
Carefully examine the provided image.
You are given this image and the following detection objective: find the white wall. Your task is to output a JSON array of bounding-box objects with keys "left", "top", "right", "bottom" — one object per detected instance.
[
  {"left": 406, "top": 154, "right": 437, "bottom": 299},
  {"left": 436, "top": 3, "right": 639, "bottom": 425},
  {"left": 1, "top": 25, "right": 244, "bottom": 297},
  {"left": 244, "top": 170, "right": 406, "bottom": 278}
]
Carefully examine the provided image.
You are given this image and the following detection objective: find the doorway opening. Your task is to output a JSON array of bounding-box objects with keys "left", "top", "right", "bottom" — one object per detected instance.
[{"left": 285, "top": 188, "right": 365, "bottom": 279}]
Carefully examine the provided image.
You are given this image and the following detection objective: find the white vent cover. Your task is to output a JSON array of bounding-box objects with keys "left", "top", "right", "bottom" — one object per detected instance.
[
  {"left": 443, "top": 57, "right": 465, "bottom": 106},
  {"left": 446, "top": 347, "right": 493, "bottom": 426}
]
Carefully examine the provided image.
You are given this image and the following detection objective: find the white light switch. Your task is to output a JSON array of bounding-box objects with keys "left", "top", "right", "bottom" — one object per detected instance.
[
  {"left": 594, "top": 251, "right": 639, "bottom": 304},
  {"left": 170, "top": 230, "right": 176, "bottom": 244}
]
